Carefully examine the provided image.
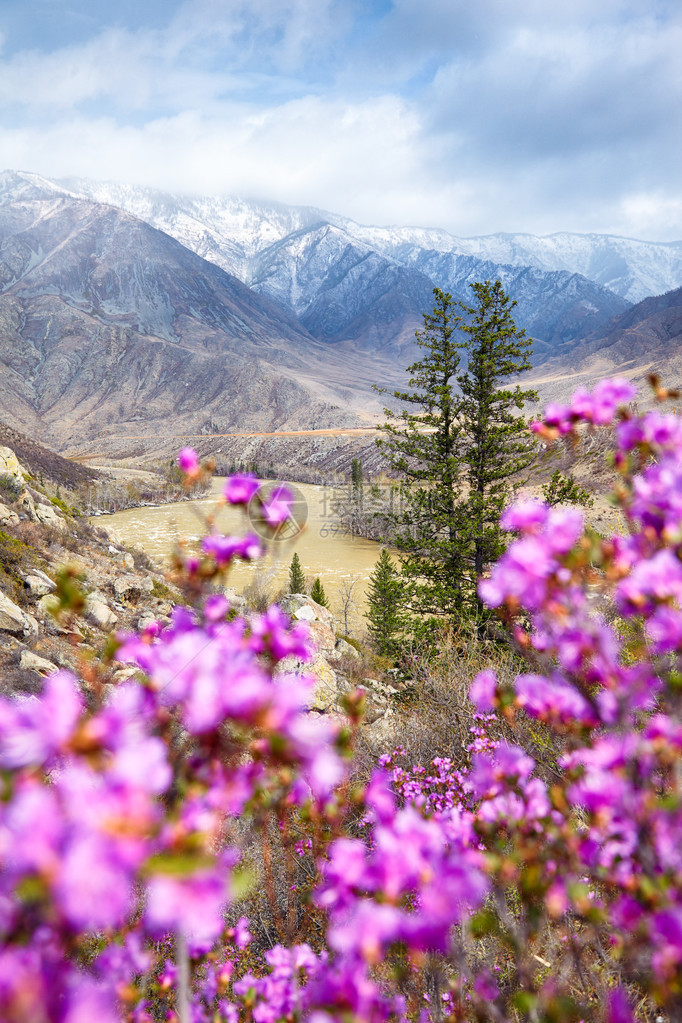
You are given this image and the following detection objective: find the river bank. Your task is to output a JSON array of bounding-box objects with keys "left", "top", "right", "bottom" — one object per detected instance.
[{"left": 92, "top": 477, "right": 382, "bottom": 631}]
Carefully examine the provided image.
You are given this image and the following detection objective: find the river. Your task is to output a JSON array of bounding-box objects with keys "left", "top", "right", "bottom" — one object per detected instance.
[{"left": 93, "top": 477, "right": 382, "bottom": 630}]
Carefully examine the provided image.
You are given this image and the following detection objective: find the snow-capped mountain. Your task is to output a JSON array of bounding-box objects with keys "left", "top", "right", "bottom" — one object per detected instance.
[
  {"left": 0, "top": 180, "right": 379, "bottom": 451},
  {"left": 2, "top": 169, "right": 682, "bottom": 456},
  {"left": 56, "top": 174, "right": 682, "bottom": 305},
  {"left": 48, "top": 174, "right": 631, "bottom": 359}
]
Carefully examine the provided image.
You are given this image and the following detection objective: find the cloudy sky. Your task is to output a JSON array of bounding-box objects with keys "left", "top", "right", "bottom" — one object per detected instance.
[{"left": 1, "top": 0, "right": 680, "bottom": 239}]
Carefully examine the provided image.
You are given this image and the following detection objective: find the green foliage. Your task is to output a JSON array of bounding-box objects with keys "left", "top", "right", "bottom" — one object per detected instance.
[
  {"left": 0, "top": 529, "right": 39, "bottom": 605},
  {"left": 364, "top": 548, "right": 409, "bottom": 657},
  {"left": 288, "top": 552, "right": 306, "bottom": 594},
  {"left": 150, "top": 578, "right": 173, "bottom": 600},
  {"left": 0, "top": 475, "right": 22, "bottom": 503},
  {"left": 310, "top": 577, "right": 329, "bottom": 608},
  {"left": 377, "top": 281, "right": 536, "bottom": 624},
  {"left": 50, "top": 495, "right": 80, "bottom": 517},
  {"left": 350, "top": 457, "right": 363, "bottom": 495},
  {"left": 542, "top": 470, "right": 594, "bottom": 508}
]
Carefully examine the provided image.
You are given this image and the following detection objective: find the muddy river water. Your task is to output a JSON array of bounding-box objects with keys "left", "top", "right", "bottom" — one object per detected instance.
[{"left": 93, "top": 478, "right": 382, "bottom": 629}]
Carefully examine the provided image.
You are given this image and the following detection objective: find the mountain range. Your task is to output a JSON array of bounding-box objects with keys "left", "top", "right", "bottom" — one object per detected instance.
[{"left": 0, "top": 169, "right": 681, "bottom": 460}]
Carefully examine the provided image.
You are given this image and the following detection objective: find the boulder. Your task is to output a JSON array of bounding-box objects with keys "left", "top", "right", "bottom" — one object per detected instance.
[
  {"left": 0, "top": 502, "right": 19, "bottom": 526},
  {"left": 35, "top": 594, "right": 59, "bottom": 619},
  {"left": 34, "top": 502, "right": 66, "bottom": 530},
  {"left": 108, "top": 546, "right": 135, "bottom": 570},
  {"left": 278, "top": 594, "right": 336, "bottom": 654},
  {"left": 279, "top": 593, "right": 335, "bottom": 628},
  {"left": 329, "top": 637, "right": 361, "bottom": 661},
  {"left": 18, "top": 490, "right": 37, "bottom": 521},
  {"left": 307, "top": 655, "right": 347, "bottom": 712},
  {"left": 114, "top": 574, "right": 154, "bottom": 600},
  {"left": 222, "top": 586, "right": 249, "bottom": 613},
  {"left": 0, "top": 592, "right": 39, "bottom": 636},
  {"left": 19, "top": 649, "right": 58, "bottom": 676},
  {"left": 136, "top": 612, "right": 160, "bottom": 632},
  {"left": 84, "top": 595, "right": 118, "bottom": 630},
  {"left": 275, "top": 650, "right": 351, "bottom": 714},
  {"left": 0, "top": 447, "right": 26, "bottom": 481},
  {"left": 23, "top": 569, "right": 56, "bottom": 597}
]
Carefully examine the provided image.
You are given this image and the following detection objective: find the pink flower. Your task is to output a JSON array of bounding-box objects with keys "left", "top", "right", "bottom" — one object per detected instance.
[
  {"left": 469, "top": 669, "right": 497, "bottom": 713},
  {"left": 223, "top": 473, "right": 260, "bottom": 505},
  {"left": 261, "top": 485, "right": 294, "bottom": 527},
  {"left": 177, "top": 447, "right": 200, "bottom": 475}
]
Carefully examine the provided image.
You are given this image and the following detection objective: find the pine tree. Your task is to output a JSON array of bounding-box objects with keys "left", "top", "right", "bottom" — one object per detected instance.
[
  {"left": 350, "top": 458, "right": 364, "bottom": 499},
  {"left": 456, "top": 280, "right": 537, "bottom": 615},
  {"left": 542, "top": 470, "right": 593, "bottom": 508},
  {"left": 364, "top": 549, "right": 408, "bottom": 656},
  {"left": 288, "top": 552, "right": 306, "bottom": 594},
  {"left": 310, "top": 577, "right": 329, "bottom": 608},
  {"left": 376, "top": 287, "right": 467, "bottom": 619},
  {"left": 377, "top": 281, "right": 536, "bottom": 623}
]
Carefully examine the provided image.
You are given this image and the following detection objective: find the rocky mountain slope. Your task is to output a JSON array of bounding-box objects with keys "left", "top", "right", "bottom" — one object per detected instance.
[
  {"left": 0, "top": 183, "right": 390, "bottom": 454},
  {"left": 2, "top": 170, "right": 682, "bottom": 463},
  {"left": 526, "top": 285, "right": 682, "bottom": 404},
  {"left": 58, "top": 174, "right": 682, "bottom": 305},
  {"left": 53, "top": 173, "right": 635, "bottom": 361}
]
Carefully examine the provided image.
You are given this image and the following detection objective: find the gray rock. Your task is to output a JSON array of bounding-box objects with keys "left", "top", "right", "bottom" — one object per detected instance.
[
  {"left": 0, "top": 447, "right": 27, "bottom": 481},
  {"left": 33, "top": 502, "right": 66, "bottom": 530},
  {"left": 291, "top": 604, "right": 317, "bottom": 622},
  {"left": 113, "top": 573, "right": 154, "bottom": 599},
  {"left": 23, "top": 570, "right": 56, "bottom": 597},
  {"left": 0, "top": 591, "right": 39, "bottom": 636},
  {"left": 136, "top": 613, "right": 159, "bottom": 631},
  {"left": 0, "top": 502, "right": 19, "bottom": 526},
  {"left": 36, "top": 594, "right": 60, "bottom": 619},
  {"left": 19, "top": 649, "right": 58, "bottom": 676},
  {"left": 222, "top": 586, "right": 248, "bottom": 612},
  {"left": 330, "top": 637, "right": 361, "bottom": 661},
  {"left": 279, "top": 593, "right": 335, "bottom": 628},
  {"left": 84, "top": 596, "right": 118, "bottom": 630}
]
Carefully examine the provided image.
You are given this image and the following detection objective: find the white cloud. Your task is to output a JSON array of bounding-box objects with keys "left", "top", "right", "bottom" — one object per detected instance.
[{"left": 0, "top": 0, "right": 681, "bottom": 239}]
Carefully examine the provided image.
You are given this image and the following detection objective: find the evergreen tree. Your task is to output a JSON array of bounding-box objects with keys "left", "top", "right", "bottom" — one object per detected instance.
[
  {"left": 376, "top": 287, "right": 466, "bottom": 619},
  {"left": 542, "top": 470, "right": 593, "bottom": 508},
  {"left": 377, "top": 281, "right": 536, "bottom": 623},
  {"left": 364, "top": 549, "right": 408, "bottom": 657},
  {"left": 310, "top": 577, "right": 329, "bottom": 608},
  {"left": 288, "top": 552, "right": 306, "bottom": 594},
  {"left": 456, "top": 280, "right": 537, "bottom": 615},
  {"left": 350, "top": 458, "right": 364, "bottom": 500}
]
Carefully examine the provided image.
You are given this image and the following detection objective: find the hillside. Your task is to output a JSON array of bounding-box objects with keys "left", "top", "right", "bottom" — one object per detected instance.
[
  {"left": 54, "top": 173, "right": 635, "bottom": 361},
  {"left": 0, "top": 187, "right": 390, "bottom": 456},
  {"left": 526, "top": 285, "right": 682, "bottom": 406}
]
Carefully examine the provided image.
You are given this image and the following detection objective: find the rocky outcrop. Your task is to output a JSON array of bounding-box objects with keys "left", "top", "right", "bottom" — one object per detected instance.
[
  {"left": 0, "top": 592, "right": 39, "bottom": 637},
  {"left": 22, "top": 569, "right": 56, "bottom": 597},
  {"left": 19, "top": 649, "right": 58, "bottom": 676},
  {"left": 84, "top": 594, "right": 118, "bottom": 630},
  {"left": 0, "top": 503, "right": 19, "bottom": 526},
  {"left": 275, "top": 593, "right": 397, "bottom": 740}
]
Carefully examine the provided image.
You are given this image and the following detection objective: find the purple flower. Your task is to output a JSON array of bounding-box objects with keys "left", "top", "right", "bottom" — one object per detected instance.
[
  {"left": 145, "top": 869, "right": 230, "bottom": 951},
  {"left": 0, "top": 671, "right": 83, "bottom": 769},
  {"left": 607, "top": 988, "right": 634, "bottom": 1023},
  {"left": 202, "top": 533, "right": 262, "bottom": 565},
  {"left": 177, "top": 447, "right": 200, "bottom": 474},
  {"left": 469, "top": 669, "right": 497, "bottom": 713},
  {"left": 223, "top": 473, "right": 260, "bottom": 505},
  {"left": 261, "top": 485, "right": 294, "bottom": 527},
  {"left": 55, "top": 835, "right": 133, "bottom": 930},
  {"left": 515, "top": 673, "right": 597, "bottom": 727},
  {"left": 204, "top": 593, "right": 230, "bottom": 621},
  {"left": 501, "top": 499, "right": 549, "bottom": 533}
]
